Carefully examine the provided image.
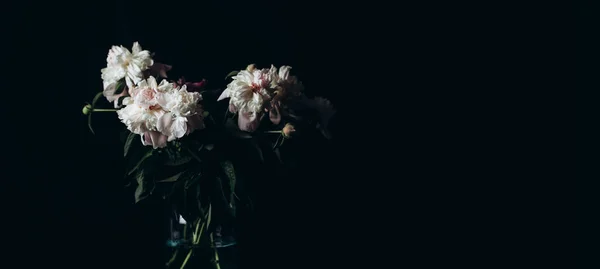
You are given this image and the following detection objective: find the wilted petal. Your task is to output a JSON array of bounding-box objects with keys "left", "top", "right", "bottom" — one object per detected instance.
[
  {"left": 269, "top": 101, "right": 281, "bottom": 125},
  {"left": 278, "top": 66, "right": 291, "bottom": 81},
  {"left": 102, "top": 81, "right": 117, "bottom": 102},
  {"left": 186, "top": 113, "right": 205, "bottom": 134},
  {"left": 141, "top": 131, "right": 168, "bottom": 149},
  {"left": 229, "top": 103, "right": 238, "bottom": 113},
  {"left": 185, "top": 79, "right": 207, "bottom": 92},
  {"left": 150, "top": 62, "right": 172, "bottom": 78},
  {"left": 237, "top": 111, "right": 261, "bottom": 132},
  {"left": 103, "top": 81, "right": 128, "bottom": 105},
  {"left": 157, "top": 112, "right": 188, "bottom": 141}
]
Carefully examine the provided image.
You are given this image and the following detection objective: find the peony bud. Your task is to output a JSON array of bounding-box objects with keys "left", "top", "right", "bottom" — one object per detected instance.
[
  {"left": 246, "top": 64, "right": 256, "bottom": 72},
  {"left": 82, "top": 104, "right": 93, "bottom": 115},
  {"left": 282, "top": 123, "right": 295, "bottom": 138}
]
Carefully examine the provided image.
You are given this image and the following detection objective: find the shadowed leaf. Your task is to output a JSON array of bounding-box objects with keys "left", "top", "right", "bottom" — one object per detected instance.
[
  {"left": 158, "top": 172, "right": 184, "bottom": 183},
  {"left": 124, "top": 132, "right": 137, "bottom": 157},
  {"left": 128, "top": 150, "right": 153, "bottom": 175},
  {"left": 134, "top": 170, "right": 155, "bottom": 203},
  {"left": 224, "top": 70, "right": 239, "bottom": 80}
]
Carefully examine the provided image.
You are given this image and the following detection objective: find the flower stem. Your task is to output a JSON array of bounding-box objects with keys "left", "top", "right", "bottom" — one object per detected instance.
[
  {"left": 92, "top": 108, "right": 119, "bottom": 112},
  {"left": 210, "top": 233, "right": 221, "bottom": 269},
  {"left": 186, "top": 148, "right": 203, "bottom": 164}
]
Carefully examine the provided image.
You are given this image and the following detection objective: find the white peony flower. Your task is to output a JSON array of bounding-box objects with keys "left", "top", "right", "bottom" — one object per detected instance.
[
  {"left": 157, "top": 85, "right": 202, "bottom": 117},
  {"left": 128, "top": 76, "right": 164, "bottom": 109},
  {"left": 100, "top": 42, "right": 153, "bottom": 87},
  {"left": 156, "top": 85, "right": 203, "bottom": 141},
  {"left": 218, "top": 68, "right": 273, "bottom": 114},
  {"left": 117, "top": 76, "right": 172, "bottom": 136},
  {"left": 116, "top": 102, "right": 165, "bottom": 135}
]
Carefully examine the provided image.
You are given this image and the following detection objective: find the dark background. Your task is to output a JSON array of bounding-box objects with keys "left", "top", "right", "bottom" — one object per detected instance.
[{"left": 3, "top": 1, "right": 574, "bottom": 268}]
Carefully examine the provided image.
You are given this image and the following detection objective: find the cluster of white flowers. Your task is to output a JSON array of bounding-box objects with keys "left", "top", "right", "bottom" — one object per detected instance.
[
  {"left": 98, "top": 42, "right": 335, "bottom": 144},
  {"left": 100, "top": 42, "right": 204, "bottom": 148}
]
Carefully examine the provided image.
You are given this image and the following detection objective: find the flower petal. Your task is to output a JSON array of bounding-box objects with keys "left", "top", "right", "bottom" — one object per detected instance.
[
  {"left": 157, "top": 113, "right": 188, "bottom": 141},
  {"left": 237, "top": 111, "right": 261, "bottom": 132},
  {"left": 269, "top": 101, "right": 281, "bottom": 125},
  {"left": 217, "top": 88, "right": 231, "bottom": 101},
  {"left": 144, "top": 131, "right": 167, "bottom": 148},
  {"left": 186, "top": 113, "right": 205, "bottom": 134},
  {"left": 132, "top": 42, "right": 142, "bottom": 54},
  {"left": 147, "top": 76, "right": 158, "bottom": 89}
]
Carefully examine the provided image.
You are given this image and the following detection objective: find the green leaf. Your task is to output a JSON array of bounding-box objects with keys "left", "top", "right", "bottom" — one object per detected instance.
[
  {"left": 134, "top": 170, "right": 155, "bottom": 203},
  {"left": 123, "top": 132, "right": 137, "bottom": 157},
  {"left": 185, "top": 174, "right": 201, "bottom": 190},
  {"left": 127, "top": 150, "right": 153, "bottom": 176},
  {"left": 221, "top": 161, "right": 236, "bottom": 189},
  {"left": 113, "top": 79, "right": 126, "bottom": 95},
  {"left": 133, "top": 151, "right": 162, "bottom": 203},
  {"left": 157, "top": 172, "right": 184, "bottom": 183},
  {"left": 164, "top": 155, "right": 192, "bottom": 166},
  {"left": 224, "top": 70, "right": 239, "bottom": 80},
  {"left": 185, "top": 148, "right": 203, "bottom": 164},
  {"left": 91, "top": 91, "right": 104, "bottom": 108},
  {"left": 87, "top": 111, "right": 95, "bottom": 135}
]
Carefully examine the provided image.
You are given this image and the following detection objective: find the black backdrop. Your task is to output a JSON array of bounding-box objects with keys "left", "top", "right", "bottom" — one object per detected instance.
[
  {"left": 6, "top": 2, "right": 574, "bottom": 268},
  {"left": 5, "top": 1, "right": 355, "bottom": 268}
]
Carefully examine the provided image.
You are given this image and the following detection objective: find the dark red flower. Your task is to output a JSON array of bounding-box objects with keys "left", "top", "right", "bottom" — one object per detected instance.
[{"left": 175, "top": 77, "right": 207, "bottom": 92}]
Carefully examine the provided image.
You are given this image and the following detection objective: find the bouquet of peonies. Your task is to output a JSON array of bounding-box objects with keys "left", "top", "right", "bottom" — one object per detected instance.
[{"left": 82, "top": 42, "right": 335, "bottom": 268}]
